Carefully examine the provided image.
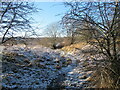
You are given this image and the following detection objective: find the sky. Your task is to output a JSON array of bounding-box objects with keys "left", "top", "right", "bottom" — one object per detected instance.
[
  {"left": 31, "top": 0, "right": 115, "bottom": 37},
  {"left": 31, "top": 2, "right": 68, "bottom": 36},
  {"left": 0, "top": 2, "right": 69, "bottom": 38}
]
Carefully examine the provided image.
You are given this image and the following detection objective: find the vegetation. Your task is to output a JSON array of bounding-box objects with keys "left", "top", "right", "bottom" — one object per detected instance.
[
  {"left": 0, "top": 1, "right": 120, "bottom": 89},
  {"left": 62, "top": 1, "right": 120, "bottom": 88},
  {"left": 0, "top": 2, "right": 38, "bottom": 43}
]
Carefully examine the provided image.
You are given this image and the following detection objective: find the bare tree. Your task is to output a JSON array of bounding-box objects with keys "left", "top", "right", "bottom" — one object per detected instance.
[
  {"left": 62, "top": 17, "right": 93, "bottom": 43},
  {"left": 45, "top": 22, "right": 62, "bottom": 44},
  {"left": 62, "top": 16, "right": 80, "bottom": 44},
  {"left": 0, "top": 2, "right": 38, "bottom": 43},
  {"left": 62, "top": 1, "right": 120, "bottom": 87},
  {"left": 63, "top": 1, "right": 120, "bottom": 60}
]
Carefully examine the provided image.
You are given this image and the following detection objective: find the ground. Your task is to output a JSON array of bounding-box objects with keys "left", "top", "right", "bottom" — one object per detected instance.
[{"left": 0, "top": 43, "right": 101, "bottom": 89}]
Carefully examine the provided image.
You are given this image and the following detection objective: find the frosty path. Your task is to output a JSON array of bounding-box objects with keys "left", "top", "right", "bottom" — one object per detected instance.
[{"left": 1, "top": 45, "right": 94, "bottom": 89}]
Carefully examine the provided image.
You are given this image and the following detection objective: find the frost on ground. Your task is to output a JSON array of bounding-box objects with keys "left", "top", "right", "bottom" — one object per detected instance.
[{"left": 1, "top": 45, "right": 98, "bottom": 89}]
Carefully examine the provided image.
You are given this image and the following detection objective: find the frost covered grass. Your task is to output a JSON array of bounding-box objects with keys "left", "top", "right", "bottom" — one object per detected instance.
[
  {"left": 1, "top": 45, "right": 75, "bottom": 89},
  {"left": 1, "top": 43, "right": 115, "bottom": 89},
  {"left": 1, "top": 44, "right": 95, "bottom": 89}
]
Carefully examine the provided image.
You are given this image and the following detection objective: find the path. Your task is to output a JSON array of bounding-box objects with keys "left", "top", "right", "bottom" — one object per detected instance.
[{"left": 1, "top": 45, "right": 94, "bottom": 89}]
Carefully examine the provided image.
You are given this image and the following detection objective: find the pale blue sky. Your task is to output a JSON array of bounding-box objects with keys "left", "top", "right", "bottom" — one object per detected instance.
[
  {"left": 32, "top": 2, "right": 68, "bottom": 29},
  {"left": 0, "top": 2, "right": 69, "bottom": 38},
  {"left": 30, "top": 2, "right": 69, "bottom": 36}
]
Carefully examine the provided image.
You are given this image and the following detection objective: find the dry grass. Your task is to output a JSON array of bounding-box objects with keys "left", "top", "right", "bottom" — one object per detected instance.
[
  {"left": 61, "top": 41, "right": 120, "bottom": 88},
  {"left": 86, "top": 62, "right": 120, "bottom": 89},
  {"left": 61, "top": 42, "right": 88, "bottom": 52}
]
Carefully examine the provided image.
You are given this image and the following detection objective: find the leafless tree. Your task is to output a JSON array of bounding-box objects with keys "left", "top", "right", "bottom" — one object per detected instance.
[
  {"left": 62, "top": 16, "right": 80, "bottom": 44},
  {"left": 0, "top": 2, "right": 38, "bottom": 43},
  {"left": 63, "top": 1, "right": 120, "bottom": 60},
  {"left": 45, "top": 22, "right": 62, "bottom": 44},
  {"left": 62, "top": 1, "right": 120, "bottom": 87}
]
